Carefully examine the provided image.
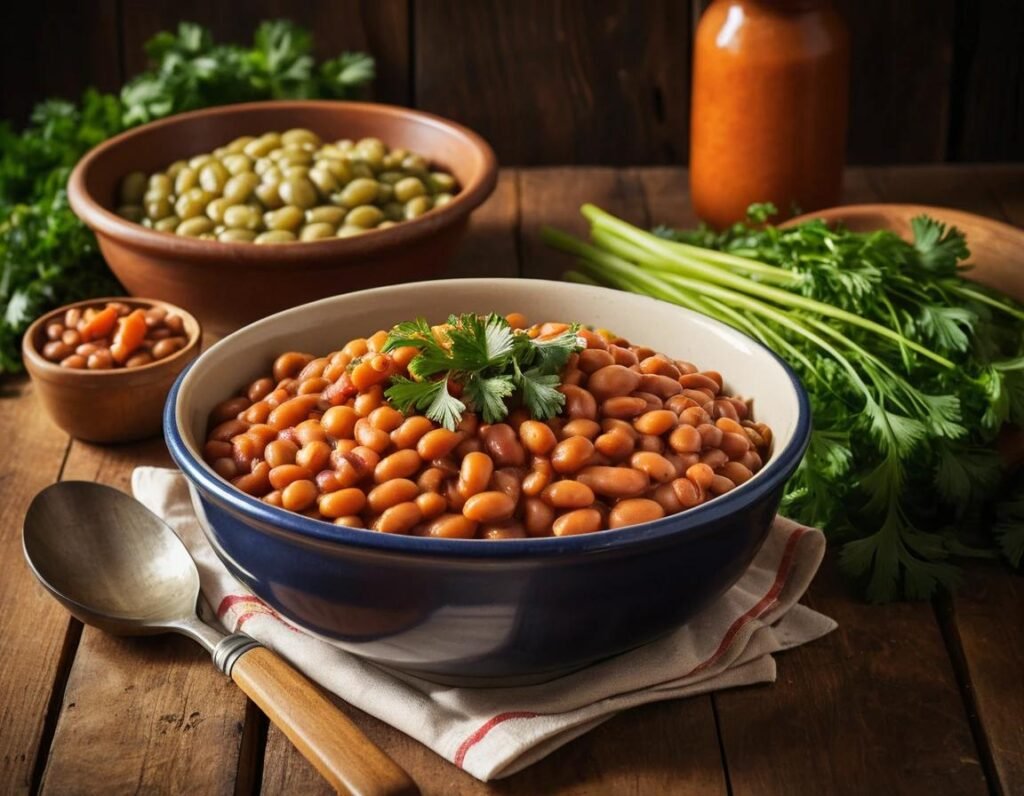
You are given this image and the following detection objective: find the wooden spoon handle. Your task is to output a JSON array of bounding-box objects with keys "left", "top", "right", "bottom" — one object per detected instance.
[{"left": 230, "top": 645, "right": 419, "bottom": 796}]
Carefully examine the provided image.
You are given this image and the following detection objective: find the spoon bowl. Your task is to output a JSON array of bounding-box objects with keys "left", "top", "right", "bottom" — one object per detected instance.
[{"left": 24, "top": 482, "right": 201, "bottom": 636}]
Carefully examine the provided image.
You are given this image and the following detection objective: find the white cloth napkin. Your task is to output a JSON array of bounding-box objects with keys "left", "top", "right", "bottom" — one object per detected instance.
[{"left": 132, "top": 466, "right": 836, "bottom": 781}]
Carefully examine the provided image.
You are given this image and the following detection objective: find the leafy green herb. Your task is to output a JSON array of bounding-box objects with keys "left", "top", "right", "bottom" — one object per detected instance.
[
  {"left": 0, "top": 20, "right": 374, "bottom": 374},
  {"left": 544, "top": 203, "right": 1024, "bottom": 601},
  {"left": 382, "top": 314, "right": 583, "bottom": 429}
]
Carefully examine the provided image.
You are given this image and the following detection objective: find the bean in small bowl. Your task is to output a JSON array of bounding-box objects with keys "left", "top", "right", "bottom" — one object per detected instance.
[
  {"left": 23, "top": 297, "right": 201, "bottom": 442},
  {"left": 39, "top": 301, "right": 191, "bottom": 370}
]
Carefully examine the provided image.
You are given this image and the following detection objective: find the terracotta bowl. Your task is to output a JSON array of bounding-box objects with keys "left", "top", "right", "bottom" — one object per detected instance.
[
  {"left": 23, "top": 297, "right": 201, "bottom": 443},
  {"left": 67, "top": 101, "right": 498, "bottom": 335}
]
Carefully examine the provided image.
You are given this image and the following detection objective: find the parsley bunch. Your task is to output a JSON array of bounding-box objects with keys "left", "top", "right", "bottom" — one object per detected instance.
[
  {"left": 0, "top": 20, "right": 374, "bottom": 374},
  {"left": 382, "top": 314, "right": 584, "bottom": 430},
  {"left": 545, "top": 204, "right": 1024, "bottom": 602}
]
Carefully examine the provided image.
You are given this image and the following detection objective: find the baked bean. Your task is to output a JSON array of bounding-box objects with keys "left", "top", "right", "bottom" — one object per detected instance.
[
  {"left": 367, "top": 479, "right": 419, "bottom": 513},
  {"left": 480, "top": 522, "right": 527, "bottom": 540},
  {"left": 482, "top": 423, "right": 526, "bottom": 466},
  {"left": 243, "top": 401, "right": 272, "bottom": 424},
  {"left": 248, "top": 377, "right": 275, "bottom": 402},
  {"left": 634, "top": 409, "right": 677, "bottom": 436},
  {"left": 697, "top": 423, "right": 724, "bottom": 449},
  {"left": 374, "top": 449, "right": 421, "bottom": 482},
  {"left": 204, "top": 440, "right": 232, "bottom": 460},
  {"left": 633, "top": 392, "right": 663, "bottom": 412},
  {"left": 609, "top": 498, "right": 665, "bottom": 529},
  {"left": 125, "top": 352, "right": 154, "bottom": 368},
  {"left": 417, "top": 428, "right": 462, "bottom": 460},
  {"left": 293, "top": 419, "right": 327, "bottom": 445},
  {"left": 743, "top": 426, "right": 766, "bottom": 449},
  {"left": 638, "top": 373, "right": 682, "bottom": 399},
  {"left": 601, "top": 396, "right": 647, "bottom": 419},
  {"left": 652, "top": 482, "right": 684, "bottom": 513},
  {"left": 268, "top": 394, "right": 320, "bottom": 431},
  {"left": 354, "top": 418, "right": 392, "bottom": 453},
  {"left": 717, "top": 431, "right": 750, "bottom": 460},
  {"left": 374, "top": 502, "right": 422, "bottom": 534},
  {"left": 492, "top": 468, "right": 524, "bottom": 505},
  {"left": 594, "top": 429, "right": 635, "bottom": 461},
  {"left": 457, "top": 452, "right": 494, "bottom": 498},
  {"left": 368, "top": 405, "right": 404, "bottom": 432},
  {"left": 419, "top": 513, "right": 478, "bottom": 539},
  {"left": 87, "top": 350, "right": 114, "bottom": 369},
  {"left": 669, "top": 424, "right": 703, "bottom": 454},
  {"left": 353, "top": 385, "right": 384, "bottom": 417},
  {"left": 671, "top": 477, "right": 704, "bottom": 508},
  {"left": 212, "top": 458, "right": 238, "bottom": 479},
  {"left": 524, "top": 497, "right": 555, "bottom": 536},
  {"left": 319, "top": 487, "right": 367, "bottom": 518},
  {"left": 700, "top": 449, "right": 730, "bottom": 470},
  {"left": 519, "top": 420, "right": 558, "bottom": 456},
  {"left": 561, "top": 418, "right": 602, "bottom": 440},
  {"left": 523, "top": 457, "right": 554, "bottom": 496},
  {"left": 552, "top": 508, "right": 603, "bottom": 536},
  {"left": 391, "top": 416, "right": 434, "bottom": 449},
  {"left": 630, "top": 451, "right": 676, "bottom": 483},
  {"left": 334, "top": 515, "right": 365, "bottom": 528},
  {"left": 680, "top": 406, "right": 712, "bottom": 427},
  {"left": 551, "top": 436, "right": 595, "bottom": 474},
  {"left": 715, "top": 417, "right": 745, "bottom": 435},
  {"left": 541, "top": 480, "right": 595, "bottom": 509},
  {"left": 320, "top": 405, "right": 358, "bottom": 439},
  {"left": 210, "top": 418, "right": 250, "bottom": 441},
  {"left": 336, "top": 446, "right": 381, "bottom": 486},
  {"left": 43, "top": 341, "right": 73, "bottom": 361},
  {"left": 560, "top": 385, "right": 598, "bottom": 420},
  {"left": 709, "top": 475, "right": 736, "bottom": 495},
  {"left": 679, "top": 373, "right": 721, "bottom": 393},
  {"left": 710, "top": 399, "right": 740, "bottom": 422},
  {"left": 577, "top": 466, "right": 648, "bottom": 498},
  {"left": 264, "top": 439, "right": 298, "bottom": 468},
  {"left": 607, "top": 345, "right": 639, "bottom": 366},
  {"left": 296, "top": 440, "right": 331, "bottom": 473},
  {"left": 638, "top": 434, "right": 665, "bottom": 453},
  {"left": 686, "top": 463, "right": 715, "bottom": 490},
  {"left": 211, "top": 396, "right": 250, "bottom": 424},
  {"left": 739, "top": 450, "right": 763, "bottom": 472},
  {"left": 578, "top": 348, "right": 614, "bottom": 373},
  {"left": 60, "top": 354, "right": 87, "bottom": 369},
  {"left": 264, "top": 490, "right": 284, "bottom": 508},
  {"left": 415, "top": 491, "right": 447, "bottom": 520},
  {"left": 273, "top": 352, "right": 313, "bottom": 382},
  {"left": 269, "top": 464, "right": 313, "bottom": 490},
  {"left": 463, "top": 491, "right": 516, "bottom": 523},
  {"left": 639, "top": 356, "right": 681, "bottom": 379},
  {"left": 417, "top": 466, "right": 447, "bottom": 493},
  {"left": 720, "top": 461, "right": 754, "bottom": 485},
  {"left": 234, "top": 461, "right": 271, "bottom": 496},
  {"left": 587, "top": 365, "right": 641, "bottom": 400},
  {"left": 666, "top": 394, "right": 700, "bottom": 415},
  {"left": 281, "top": 480, "right": 318, "bottom": 512}
]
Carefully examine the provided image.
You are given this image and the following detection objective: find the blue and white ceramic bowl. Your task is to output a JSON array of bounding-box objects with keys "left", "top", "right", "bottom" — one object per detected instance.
[{"left": 165, "top": 279, "right": 811, "bottom": 685}]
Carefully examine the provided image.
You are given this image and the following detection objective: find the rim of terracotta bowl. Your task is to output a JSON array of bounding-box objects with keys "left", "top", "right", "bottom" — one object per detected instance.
[
  {"left": 67, "top": 100, "right": 498, "bottom": 265},
  {"left": 23, "top": 296, "right": 201, "bottom": 380},
  {"left": 165, "top": 279, "right": 812, "bottom": 559}
]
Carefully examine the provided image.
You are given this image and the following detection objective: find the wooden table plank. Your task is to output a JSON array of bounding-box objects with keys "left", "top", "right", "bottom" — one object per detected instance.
[
  {"left": 38, "top": 440, "right": 253, "bottom": 794},
  {"left": 867, "top": 165, "right": 1024, "bottom": 796},
  {"left": 0, "top": 379, "right": 72, "bottom": 795},
  {"left": 444, "top": 169, "right": 522, "bottom": 279}
]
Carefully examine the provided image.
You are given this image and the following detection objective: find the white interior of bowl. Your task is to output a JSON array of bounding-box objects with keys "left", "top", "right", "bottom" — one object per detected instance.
[{"left": 176, "top": 279, "right": 802, "bottom": 486}]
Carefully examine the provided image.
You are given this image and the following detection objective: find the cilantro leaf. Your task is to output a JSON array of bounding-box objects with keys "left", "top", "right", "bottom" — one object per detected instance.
[
  {"left": 517, "top": 368, "right": 565, "bottom": 419},
  {"left": 384, "top": 376, "right": 465, "bottom": 431},
  {"left": 464, "top": 375, "right": 515, "bottom": 423},
  {"left": 912, "top": 216, "right": 969, "bottom": 275}
]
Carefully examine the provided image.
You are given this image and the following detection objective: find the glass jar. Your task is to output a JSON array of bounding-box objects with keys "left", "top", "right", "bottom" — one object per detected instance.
[{"left": 689, "top": 0, "right": 849, "bottom": 228}]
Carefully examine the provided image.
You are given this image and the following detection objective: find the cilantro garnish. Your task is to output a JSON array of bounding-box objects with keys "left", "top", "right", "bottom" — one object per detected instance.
[{"left": 382, "top": 314, "right": 583, "bottom": 430}]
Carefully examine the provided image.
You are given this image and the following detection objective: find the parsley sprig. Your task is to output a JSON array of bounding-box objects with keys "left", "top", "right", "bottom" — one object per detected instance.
[
  {"left": 545, "top": 203, "right": 1024, "bottom": 602},
  {"left": 382, "top": 314, "right": 583, "bottom": 430}
]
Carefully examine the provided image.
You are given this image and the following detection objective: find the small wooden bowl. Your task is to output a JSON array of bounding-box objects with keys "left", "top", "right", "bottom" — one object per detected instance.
[
  {"left": 23, "top": 297, "right": 201, "bottom": 443},
  {"left": 67, "top": 101, "right": 498, "bottom": 335}
]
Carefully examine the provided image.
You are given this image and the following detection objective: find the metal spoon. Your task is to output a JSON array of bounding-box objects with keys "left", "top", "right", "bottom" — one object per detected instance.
[{"left": 23, "top": 481, "right": 418, "bottom": 796}]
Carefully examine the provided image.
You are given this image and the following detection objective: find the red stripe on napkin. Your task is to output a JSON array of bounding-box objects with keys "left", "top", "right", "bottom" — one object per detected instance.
[
  {"left": 454, "top": 712, "right": 540, "bottom": 768},
  {"left": 453, "top": 524, "right": 808, "bottom": 769},
  {"left": 684, "top": 525, "right": 808, "bottom": 678}
]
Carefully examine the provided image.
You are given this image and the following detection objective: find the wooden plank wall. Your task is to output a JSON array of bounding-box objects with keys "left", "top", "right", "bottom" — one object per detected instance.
[{"left": 0, "top": 0, "right": 1020, "bottom": 165}]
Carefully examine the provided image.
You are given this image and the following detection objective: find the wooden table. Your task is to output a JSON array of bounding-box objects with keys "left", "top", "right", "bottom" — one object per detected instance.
[{"left": 2, "top": 165, "right": 1022, "bottom": 795}]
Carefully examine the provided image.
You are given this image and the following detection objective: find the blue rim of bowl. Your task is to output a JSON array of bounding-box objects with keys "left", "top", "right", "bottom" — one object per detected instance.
[{"left": 164, "top": 311, "right": 812, "bottom": 559}]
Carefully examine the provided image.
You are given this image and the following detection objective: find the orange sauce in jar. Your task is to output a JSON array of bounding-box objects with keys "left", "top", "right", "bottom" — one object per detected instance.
[{"left": 690, "top": 0, "right": 849, "bottom": 228}]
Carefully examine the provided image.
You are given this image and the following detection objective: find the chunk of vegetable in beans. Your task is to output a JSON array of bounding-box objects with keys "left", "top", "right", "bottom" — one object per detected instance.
[
  {"left": 203, "top": 314, "right": 773, "bottom": 537},
  {"left": 40, "top": 302, "right": 189, "bottom": 369},
  {"left": 116, "top": 130, "right": 460, "bottom": 243}
]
